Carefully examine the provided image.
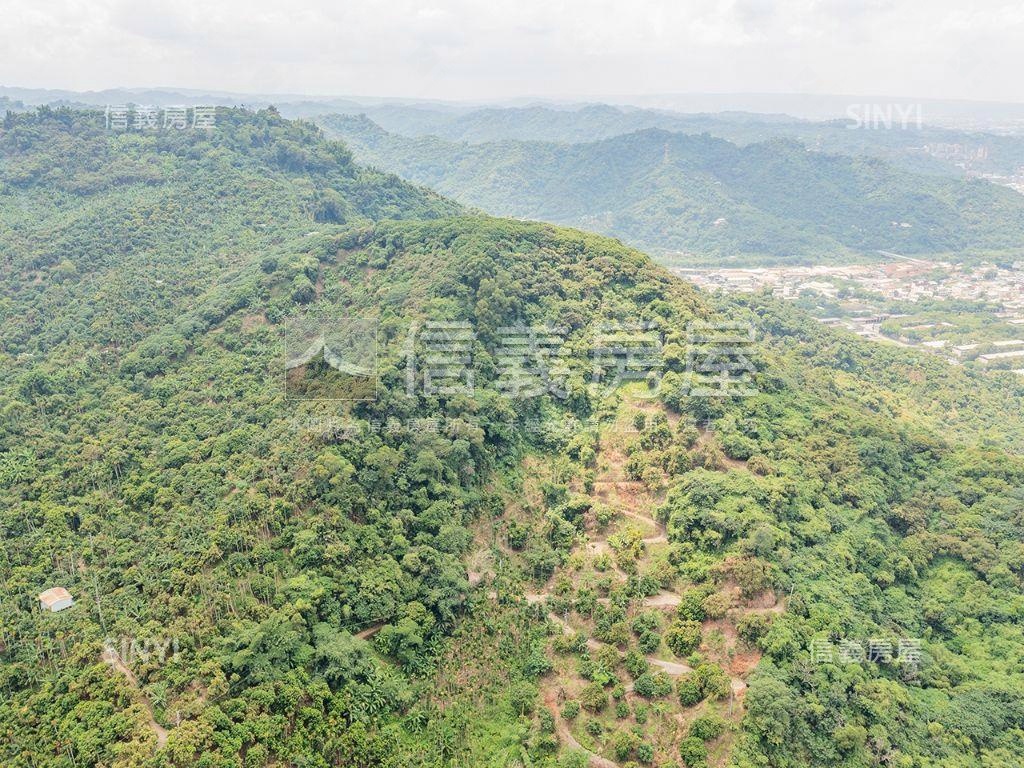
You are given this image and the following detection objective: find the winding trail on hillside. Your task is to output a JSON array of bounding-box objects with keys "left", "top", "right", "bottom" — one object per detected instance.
[
  {"left": 545, "top": 611, "right": 602, "bottom": 650},
  {"left": 544, "top": 689, "right": 620, "bottom": 768},
  {"left": 101, "top": 649, "right": 169, "bottom": 749},
  {"left": 524, "top": 399, "right": 767, "bottom": 764}
]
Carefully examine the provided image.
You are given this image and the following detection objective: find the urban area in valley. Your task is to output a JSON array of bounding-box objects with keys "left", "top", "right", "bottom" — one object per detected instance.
[{"left": 679, "top": 255, "right": 1024, "bottom": 375}]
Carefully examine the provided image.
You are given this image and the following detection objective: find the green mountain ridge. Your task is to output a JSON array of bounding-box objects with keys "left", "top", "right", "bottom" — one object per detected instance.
[
  {"left": 312, "top": 102, "right": 1024, "bottom": 179},
  {"left": 320, "top": 113, "right": 1024, "bottom": 266},
  {"left": 1, "top": 108, "right": 1024, "bottom": 768}
]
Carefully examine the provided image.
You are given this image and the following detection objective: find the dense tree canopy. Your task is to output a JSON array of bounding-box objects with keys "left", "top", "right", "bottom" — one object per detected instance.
[{"left": 1, "top": 107, "right": 1023, "bottom": 768}]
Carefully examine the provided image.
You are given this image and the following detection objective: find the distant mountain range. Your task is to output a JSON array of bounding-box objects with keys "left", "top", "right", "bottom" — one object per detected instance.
[
  {"left": 320, "top": 113, "right": 1024, "bottom": 266},
  {"left": 313, "top": 103, "right": 1024, "bottom": 179}
]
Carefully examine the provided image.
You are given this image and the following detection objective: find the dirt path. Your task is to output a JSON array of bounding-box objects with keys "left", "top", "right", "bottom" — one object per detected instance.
[
  {"left": 543, "top": 689, "right": 620, "bottom": 768},
  {"left": 648, "top": 657, "right": 692, "bottom": 675},
  {"left": 546, "top": 612, "right": 602, "bottom": 650},
  {"left": 643, "top": 591, "right": 682, "bottom": 608},
  {"left": 355, "top": 623, "right": 383, "bottom": 640},
  {"left": 616, "top": 507, "right": 661, "bottom": 530},
  {"left": 644, "top": 655, "right": 746, "bottom": 696},
  {"left": 740, "top": 601, "right": 786, "bottom": 616},
  {"left": 582, "top": 541, "right": 630, "bottom": 578},
  {"left": 695, "top": 428, "right": 748, "bottom": 471},
  {"left": 526, "top": 396, "right": 759, "bottom": 765},
  {"left": 101, "top": 649, "right": 169, "bottom": 748}
]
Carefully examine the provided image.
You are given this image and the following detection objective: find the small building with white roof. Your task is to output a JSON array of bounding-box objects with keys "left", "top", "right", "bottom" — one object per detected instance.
[{"left": 39, "top": 587, "right": 74, "bottom": 612}]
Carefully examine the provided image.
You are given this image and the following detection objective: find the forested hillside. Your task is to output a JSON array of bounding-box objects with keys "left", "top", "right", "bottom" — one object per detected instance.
[
  {"left": 2, "top": 108, "right": 1024, "bottom": 768},
  {"left": 311, "top": 102, "right": 1024, "bottom": 179},
  {"left": 319, "top": 114, "right": 1024, "bottom": 265}
]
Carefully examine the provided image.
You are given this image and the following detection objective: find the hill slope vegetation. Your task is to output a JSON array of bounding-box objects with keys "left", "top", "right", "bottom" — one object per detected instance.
[
  {"left": 1, "top": 109, "right": 1023, "bottom": 768},
  {"left": 320, "top": 114, "right": 1024, "bottom": 265}
]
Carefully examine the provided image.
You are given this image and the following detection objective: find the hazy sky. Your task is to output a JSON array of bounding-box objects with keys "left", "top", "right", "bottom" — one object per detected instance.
[{"left": 3, "top": 0, "right": 1024, "bottom": 103}]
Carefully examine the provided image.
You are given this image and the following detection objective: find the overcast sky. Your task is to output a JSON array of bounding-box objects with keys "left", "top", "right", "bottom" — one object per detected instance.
[{"left": 3, "top": 0, "right": 1024, "bottom": 104}]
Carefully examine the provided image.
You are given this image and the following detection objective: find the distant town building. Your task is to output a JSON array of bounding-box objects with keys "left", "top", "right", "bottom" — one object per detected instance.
[
  {"left": 979, "top": 349, "right": 1024, "bottom": 363},
  {"left": 38, "top": 587, "right": 74, "bottom": 612}
]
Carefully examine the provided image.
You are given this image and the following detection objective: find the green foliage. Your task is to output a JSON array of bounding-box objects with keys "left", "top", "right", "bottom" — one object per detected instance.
[
  {"left": 624, "top": 649, "right": 650, "bottom": 679},
  {"left": 679, "top": 736, "right": 709, "bottom": 768},
  {"left": 677, "top": 585, "right": 715, "bottom": 622},
  {"left": 580, "top": 683, "right": 608, "bottom": 713},
  {"left": 677, "top": 663, "right": 731, "bottom": 707},
  {"left": 633, "top": 671, "right": 673, "bottom": 699},
  {"left": 611, "top": 729, "right": 640, "bottom": 760},
  {"left": 321, "top": 113, "right": 1024, "bottom": 264},
  {"left": 689, "top": 714, "right": 727, "bottom": 741},
  {"left": 664, "top": 620, "right": 703, "bottom": 658},
  {"left": 3, "top": 105, "right": 1024, "bottom": 768},
  {"left": 508, "top": 681, "right": 538, "bottom": 716}
]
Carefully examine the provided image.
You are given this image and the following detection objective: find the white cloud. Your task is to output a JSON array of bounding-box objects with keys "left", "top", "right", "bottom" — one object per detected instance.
[{"left": 0, "top": 0, "right": 1022, "bottom": 102}]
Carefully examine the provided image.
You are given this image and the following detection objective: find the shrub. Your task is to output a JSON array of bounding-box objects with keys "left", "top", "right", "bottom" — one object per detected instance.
[
  {"left": 834, "top": 724, "right": 868, "bottom": 751},
  {"left": 701, "top": 591, "right": 732, "bottom": 619},
  {"left": 664, "top": 619, "right": 703, "bottom": 657},
  {"left": 665, "top": 446, "right": 694, "bottom": 474},
  {"left": 679, "top": 736, "right": 708, "bottom": 767},
  {"left": 554, "top": 631, "right": 590, "bottom": 655},
  {"left": 692, "top": 439, "right": 725, "bottom": 471},
  {"left": 624, "top": 649, "right": 650, "bottom": 679},
  {"left": 625, "top": 453, "right": 648, "bottom": 480},
  {"left": 748, "top": 454, "right": 773, "bottom": 475},
  {"left": 641, "top": 465, "right": 664, "bottom": 491},
  {"left": 677, "top": 586, "right": 712, "bottom": 622},
  {"left": 580, "top": 682, "right": 608, "bottom": 712},
  {"left": 641, "top": 414, "right": 672, "bottom": 449},
  {"left": 594, "top": 504, "right": 616, "bottom": 530},
  {"left": 678, "top": 675, "right": 703, "bottom": 706},
  {"left": 689, "top": 714, "right": 726, "bottom": 741},
  {"left": 677, "top": 423, "right": 700, "bottom": 448},
  {"left": 634, "top": 671, "right": 673, "bottom": 699},
  {"left": 731, "top": 557, "right": 773, "bottom": 598},
  {"left": 637, "top": 742, "right": 655, "bottom": 764},
  {"left": 720, "top": 432, "right": 758, "bottom": 460},
  {"left": 695, "top": 663, "right": 731, "bottom": 701},
  {"left": 532, "top": 732, "right": 558, "bottom": 756},
  {"left": 524, "top": 649, "right": 553, "bottom": 678},
  {"left": 538, "top": 710, "right": 555, "bottom": 734},
  {"left": 611, "top": 730, "right": 639, "bottom": 760},
  {"left": 736, "top": 612, "right": 771, "bottom": 643},
  {"left": 508, "top": 681, "right": 538, "bottom": 716},
  {"left": 561, "top": 700, "right": 581, "bottom": 720},
  {"left": 558, "top": 495, "right": 591, "bottom": 524},
  {"left": 578, "top": 655, "right": 595, "bottom": 680},
  {"left": 507, "top": 520, "right": 528, "bottom": 549},
  {"left": 595, "top": 644, "right": 621, "bottom": 672},
  {"left": 604, "top": 621, "right": 632, "bottom": 648},
  {"left": 638, "top": 630, "right": 661, "bottom": 654}
]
